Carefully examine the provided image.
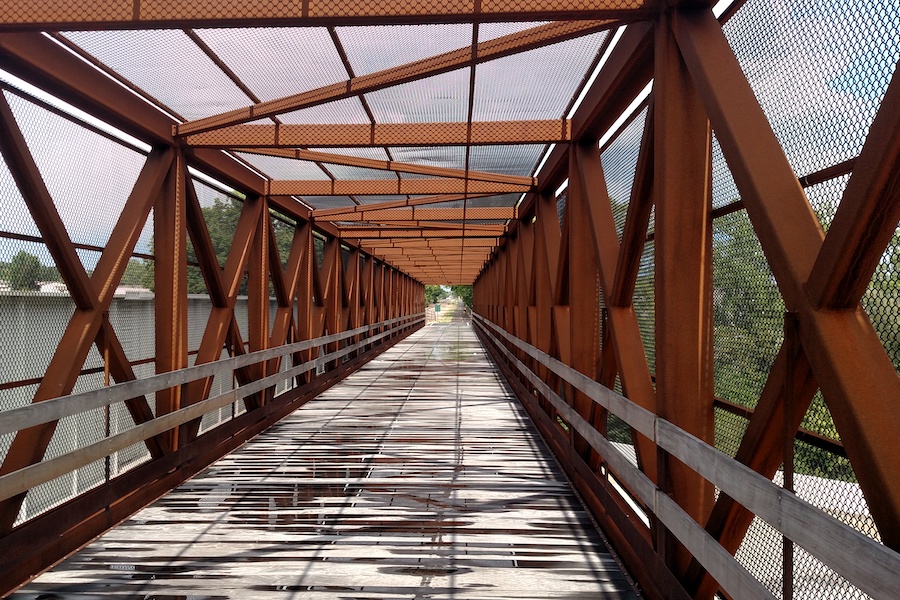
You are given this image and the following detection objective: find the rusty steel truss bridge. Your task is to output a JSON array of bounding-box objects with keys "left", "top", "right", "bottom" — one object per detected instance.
[{"left": 0, "top": 0, "right": 898, "bottom": 598}]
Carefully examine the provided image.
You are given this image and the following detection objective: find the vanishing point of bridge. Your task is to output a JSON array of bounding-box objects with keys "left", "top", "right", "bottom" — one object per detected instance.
[{"left": 1, "top": 1, "right": 899, "bottom": 599}]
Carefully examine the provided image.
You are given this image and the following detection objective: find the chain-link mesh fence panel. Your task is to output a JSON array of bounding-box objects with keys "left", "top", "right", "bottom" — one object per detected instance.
[
  {"left": 735, "top": 515, "right": 784, "bottom": 598},
  {"left": 712, "top": 210, "right": 785, "bottom": 411},
  {"left": 633, "top": 240, "right": 655, "bottom": 373},
  {"left": 714, "top": 406, "right": 749, "bottom": 459},
  {"left": 600, "top": 106, "right": 647, "bottom": 240},
  {"left": 723, "top": 0, "right": 899, "bottom": 179}
]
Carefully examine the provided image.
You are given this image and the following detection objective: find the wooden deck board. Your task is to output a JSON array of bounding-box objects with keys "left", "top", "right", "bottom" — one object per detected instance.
[{"left": 13, "top": 312, "right": 638, "bottom": 599}]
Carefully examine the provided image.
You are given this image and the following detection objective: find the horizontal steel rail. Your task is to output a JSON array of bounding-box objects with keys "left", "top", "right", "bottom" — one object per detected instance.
[{"left": 473, "top": 312, "right": 900, "bottom": 600}]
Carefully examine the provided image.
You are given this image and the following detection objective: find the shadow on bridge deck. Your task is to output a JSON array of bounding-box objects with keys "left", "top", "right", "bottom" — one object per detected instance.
[{"left": 13, "top": 316, "right": 638, "bottom": 599}]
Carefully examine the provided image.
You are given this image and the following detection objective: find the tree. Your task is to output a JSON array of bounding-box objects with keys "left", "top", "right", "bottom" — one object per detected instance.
[
  {"left": 450, "top": 284, "right": 472, "bottom": 308},
  {"left": 425, "top": 285, "right": 446, "bottom": 305},
  {"left": 120, "top": 258, "right": 149, "bottom": 287},
  {"left": 142, "top": 197, "right": 295, "bottom": 295},
  {"left": 8, "top": 250, "right": 41, "bottom": 291}
]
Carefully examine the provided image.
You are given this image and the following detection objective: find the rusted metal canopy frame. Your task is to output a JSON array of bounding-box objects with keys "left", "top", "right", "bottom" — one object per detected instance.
[
  {"left": 317, "top": 207, "right": 516, "bottom": 222},
  {"left": 189, "top": 120, "right": 571, "bottom": 148},
  {"left": 233, "top": 147, "right": 534, "bottom": 186},
  {"left": 267, "top": 179, "right": 530, "bottom": 196},
  {"left": 175, "top": 19, "right": 623, "bottom": 136},
  {"left": 672, "top": 7, "right": 900, "bottom": 554},
  {"left": 312, "top": 194, "right": 497, "bottom": 217},
  {"left": 0, "top": 19, "right": 430, "bottom": 566},
  {"left": 0, "top": 90, "right": 173, "bottom": 531},
  {"left": 0, "top": 1, "right": 651, "bottom": 31}
]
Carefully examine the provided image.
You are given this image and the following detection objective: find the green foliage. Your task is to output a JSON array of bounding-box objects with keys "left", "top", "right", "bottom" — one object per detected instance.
[
  {"left": 142, "top": 198, "right": 296, "bottom": 295},
  {"left": 425, "top": 285, "right": 447, "bottom": 305},
  {"left": 710, "top": 210, "right": 871, "bottom": 482},
  {"left": 450, "top": 284, "right": 472, "bottom": 308},
  {"left": 8, "top": 250, "right": 42, "bottom": 290},
  {"left": 120, "top": 258, "right": 149, "bottom": 287},
  {"left": 712, "top": 212, "right": 784, "bottom": 409}
]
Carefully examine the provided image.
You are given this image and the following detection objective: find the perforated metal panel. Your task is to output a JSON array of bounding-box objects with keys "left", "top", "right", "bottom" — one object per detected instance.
[
  {"left": 723, "top": 0, "right": 900, "bottom": 177},
  {"left": 195, "top": 27, "right": 348, "bottom": 102},
  {"left": 63, "top": 29, "right": 253, "bottom": 120},
  {"left": 468, "top": 144, "right": 545, "bottom": 177},
  {"left": 336, "top": 24, "right": 472, "bottom": 77},
  {"left": 600, "top": 106, "right": 647, "bottom": 240},
  {"left": 365, "top": 68, "right": 470, "bottom": 124},
  {"left": 473, "top": 31, "right": 608, "bottom": 121},
  {"left": 234, "top": 151, "right": 330, "bottom": 180},
  {"left": 5, "top": 91, "right": 148, "bottom": 253}
]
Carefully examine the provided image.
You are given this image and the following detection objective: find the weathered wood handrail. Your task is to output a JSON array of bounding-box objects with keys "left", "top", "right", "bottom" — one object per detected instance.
[
  {"left": 0, "top": 313, "right": 421, "bottom": 437},
  {"left": 473, "top": 312, "right": 900, "bottom": 600},
  {"left": 0, "top": 314, "right": 424, "bottom": 504}
]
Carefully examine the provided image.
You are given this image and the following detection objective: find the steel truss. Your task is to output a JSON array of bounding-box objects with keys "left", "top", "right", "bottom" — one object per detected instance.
[{"left": 0, "top": 1, "right": 897, "bottom": 598}]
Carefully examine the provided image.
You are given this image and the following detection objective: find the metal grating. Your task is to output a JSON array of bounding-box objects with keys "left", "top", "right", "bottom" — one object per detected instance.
[
  {"left": 632, "top": 240, "right": 655, "bottom": 373},
  {"left": 723, "top": 0, "right": 900, "bottom": 177},
  {"left": 336, "top": 24, "right": 472, "bottom": 77},
  {"left": 600, "top": 106, "right": 647, "bottom": 240},
  {"left": 473, "top": 31, "right": 609, "bottom": 121},
  {"left": 62, "top": 29, "right": 253, "bottom": 121},
  {"left": 711, "top": 134, "right": 740, "bottom": 211},
  {"left": 712, "top": 209, "right": 785, "bottom": 411}
]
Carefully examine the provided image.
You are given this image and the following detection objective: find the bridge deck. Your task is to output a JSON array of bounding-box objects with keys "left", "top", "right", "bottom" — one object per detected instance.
[{"left": 14, "top": 309, "right": 638, "bottom": 599}]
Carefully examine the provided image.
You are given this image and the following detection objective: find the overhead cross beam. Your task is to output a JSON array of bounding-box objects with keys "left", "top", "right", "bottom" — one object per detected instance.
[
  {"left": 0, "top": 1, "right": 647, "bottom": 31},
  {"left": 188, "top": 120, "right": 571, "bottom": 148},
  {"left": 341, "top": 228, "right": 505, "bottom": 239},
  {"left": 233, "top": 147, "right": 534, "bottom": 185},
  {"left": 268, "top": 178, "right": 530, "bottom": 196},
  {"left": 313, "top": 194, "right": 494, "bottom": 217},
  {"left": 317, "top": 207, "right": 516, "bottom": 222},
  {"left": 176, "top": 19, "right": 620, "bottom": 136}
]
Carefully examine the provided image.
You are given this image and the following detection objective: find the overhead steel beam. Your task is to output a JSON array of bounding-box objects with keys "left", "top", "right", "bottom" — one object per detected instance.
[
  {"left": 269, "top": 179, "right": 530, "bottom": 196},
  {"left": 313, "top": 194, "right": 494, "bottom": 217},
  {"left": 233, "top": 147, "right": 535, "bottom": 185},
  {"left": 176, "top": 20, "right": 620, "bottom": 135},
  {"left": 342, "top": 229, "right": 505, "bottom": 239},
  {"left": 0, "top": 1, "right": 648, "bottom": 31},
  {"left": 360, "top": 238, "right": 499, "bottom": 249},
  {"left": 189, "top": 120, "right": 571, "bottom": 148},
  {"left": 317, "top": 207, "right": 515, "bottom": 222},
  {"left": 341, "top": 221, "right": 504, "bottom": 231}
]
